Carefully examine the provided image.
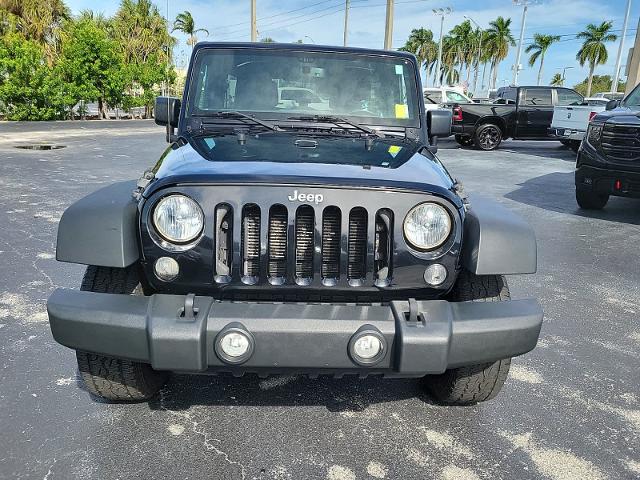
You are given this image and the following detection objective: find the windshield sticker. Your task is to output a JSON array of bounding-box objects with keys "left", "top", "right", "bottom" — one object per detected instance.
[
  {"left": 395, "top": 64, "right": 404, "bottom": 75},
  {"left": 204, "top": 138, "right": 216, "bottom": 149},
  {"left": 388, "top": 145, "right": 403, "bottom": 158},
  {"left": 394, "top": 104, "right": 409, "bottom": 119}
]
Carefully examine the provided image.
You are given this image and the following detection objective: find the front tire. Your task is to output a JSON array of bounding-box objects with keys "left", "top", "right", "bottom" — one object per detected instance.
[
  {"left": 423, "top": 271, "right": 512, "bottom": 405},
  {"left": 474, "top": 123, "right": 503, "bottom": 150},
  {"left": 76, "top": 266, "right": 168, "bottom": 402},
  {"left": 576, "top": 189, "right": 609, "bottom": 210}
]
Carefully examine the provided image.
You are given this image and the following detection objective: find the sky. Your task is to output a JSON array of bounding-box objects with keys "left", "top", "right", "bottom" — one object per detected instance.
[{"left": 64, "top": 0, "right": 640, "bottom": 91}]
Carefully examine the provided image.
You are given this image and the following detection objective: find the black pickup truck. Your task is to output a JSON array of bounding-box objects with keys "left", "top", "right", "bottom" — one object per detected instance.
[
  {"left": 575, "top": 82, "right": 640, "bottom": 209},
  {"left": 451, "top": 86, "right": 584, "bottom": 150}
]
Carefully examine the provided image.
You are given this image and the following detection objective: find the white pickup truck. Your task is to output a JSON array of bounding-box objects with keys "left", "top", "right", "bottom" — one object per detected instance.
[{"left": 549, "top": 98, "right": 609, "bottom": 151}]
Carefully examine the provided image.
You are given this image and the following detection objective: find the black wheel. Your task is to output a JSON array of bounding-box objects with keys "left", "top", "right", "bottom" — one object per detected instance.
[
  {"left": 560, "top": 139, "right": 571, "bottom": 147},
  {"left": 422, "top": 271, "right": 512, "bottom": 405},
  {"left": 75, "top": 265, "right": 168, "bottom": 402},
  {"left": 455, "top": 134, "right": 474, "bottom": 147},
  {"left": 474, "top": 123, "right": 503, "bottom": 150},
  {"left": 576, "top": 189, "right": 609, "bottom": 210}
]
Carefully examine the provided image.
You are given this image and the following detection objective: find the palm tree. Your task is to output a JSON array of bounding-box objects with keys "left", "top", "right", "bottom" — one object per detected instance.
[
  {"left": 526, "top": 34, "right": 560, "bottom": 85},
  {"left": 484, "top": 16, "right": 515, "bottom": 89},
  {"left": 172, "top": 11, "right": 208, "bottom": 52},
  {"left": 399, "top": 28, "right": 438, "bottom": 86},
  {"left": 0, "top": 0, "right": 69, "bottom": 61},
  {"left": 550, "top": 73, "right": 563, "bottom": 86},
  {"left": 447, "top": 20, "right": 475, "bottom": 85},
  {"left": 576, "top": 21, "right": 617, "bottom": 97}
]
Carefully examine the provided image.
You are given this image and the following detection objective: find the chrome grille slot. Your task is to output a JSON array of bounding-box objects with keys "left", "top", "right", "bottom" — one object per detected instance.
[
  {"left": 241, "top": 204, "right": 260, "bottom": 283},
  {"left": 295, "top": 206, "right": 315, "bottom": 282},
  {"left": 374, "top": 209, "right": 393, "bottom": 286},
  {"left": 348, "top": 207, "right": 368, "bottom": 282},
  {"left": 268, "top": 205, "right": 288, "bottom": 281},
  {"left": 214, "top": 204, "right": 233, "bottom": 283},
  {"left": 321, "top": 207, "right": 341, "bottom": 283}
]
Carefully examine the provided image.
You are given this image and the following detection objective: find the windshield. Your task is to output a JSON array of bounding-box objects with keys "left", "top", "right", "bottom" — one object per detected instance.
[
  {"left": 185, "top": 48, "right": 420, "bottom": 127},
  {"left": 622, "top": 85, "right": 640, "bottom": 107}
]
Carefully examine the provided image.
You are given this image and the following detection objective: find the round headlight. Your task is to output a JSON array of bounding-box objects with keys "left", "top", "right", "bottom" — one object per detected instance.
[
  {"left": 404, "top": 203, "right": 452, "bottom": 251},
  {"left": 152, "top": 195, "right": 204, "bottom": 244}
]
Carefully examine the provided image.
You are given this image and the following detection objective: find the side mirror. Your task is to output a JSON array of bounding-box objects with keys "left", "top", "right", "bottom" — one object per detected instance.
[
  {"left": 155, "top": 96, "right": 181, "bottom": 143},
  {"left": 154, "top": 96, "right": 181, "bottom": 127},
  {"left": 605, "top": 99, "right": 619, "bottom": 111},
  {"left": 428, "top": 109, "right": 452, "bottom": 138}
]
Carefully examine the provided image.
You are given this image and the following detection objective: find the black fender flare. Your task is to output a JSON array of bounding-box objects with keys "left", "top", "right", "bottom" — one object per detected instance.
[
  {"left": 462, "top": 195, "right": 537, "bottom": 275},
  {"left": 56, "top": 181, "right": 140, "bottom": 268}
]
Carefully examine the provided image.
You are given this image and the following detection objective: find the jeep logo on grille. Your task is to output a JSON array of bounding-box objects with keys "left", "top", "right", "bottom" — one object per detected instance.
[{"left": 288, "top": 190, "right": 324, "bottom": 204}]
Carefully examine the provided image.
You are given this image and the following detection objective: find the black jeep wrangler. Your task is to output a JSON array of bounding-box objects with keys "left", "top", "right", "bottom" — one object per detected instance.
[
  {"left": 47, "top": 43, "right": 542, "bottom": 405},
  {"left": 575, "top": 82, "right": 640, "bottom": 209}
]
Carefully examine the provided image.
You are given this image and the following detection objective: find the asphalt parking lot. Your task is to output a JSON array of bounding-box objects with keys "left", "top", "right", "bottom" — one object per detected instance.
[{"left": 1, "top": 120, "right": 638, "bottom": 480}]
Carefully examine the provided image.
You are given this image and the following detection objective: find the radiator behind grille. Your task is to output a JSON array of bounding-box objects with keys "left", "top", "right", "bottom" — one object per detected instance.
[{"left": 214, "top": 203, "right": 391, "bottom": 286}]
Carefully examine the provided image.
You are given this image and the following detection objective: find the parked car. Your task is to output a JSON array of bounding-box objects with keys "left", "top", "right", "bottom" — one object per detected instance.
[
  {"left": 549, "top": 97, "right": 608, "bottom": 152},
  {"left": 47, "top": 43, "right": 542, "bottom": 405},
  {"left": 451, "top": 86, "right": 584, "bottom": 150},
  {"left": 276, "top": 86, "right": 330, "bottom": 112},
  {"left": 575, "top": 83, "right": 640, "bottom": 209},
  {"left": 592, "top": 92, "right": 625, "bottom": 101},
  {"left": 423, "top": 86, "right": 473, "bottom": 110}
]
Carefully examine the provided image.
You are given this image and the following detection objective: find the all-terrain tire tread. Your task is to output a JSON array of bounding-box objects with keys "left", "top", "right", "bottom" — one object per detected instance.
[
  {"left": 425, "top": 271, "right": 512, "bottom": 405},
  {"left": 76, "top": 265, "right": 166, "bottom": 402}
]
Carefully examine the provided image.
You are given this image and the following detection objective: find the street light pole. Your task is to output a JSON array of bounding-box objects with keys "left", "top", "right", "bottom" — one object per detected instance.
[
  {"left": 433, "top": 8, "right": 452, "bottom": 87},
  {"left": 384, "top": 0, "right": 394, "bottom": 50},
  {"left": 612, "top": 0, "right": 632, "bottom": 93},
  {"left": 513, "top": 0, "right": 535, "bottom": 85},
  {"left": 343, "top": 0, "right": 350, "bottom": 47},
  {"left": 560, "top": 66, "right": 574, "bottom": 86}
]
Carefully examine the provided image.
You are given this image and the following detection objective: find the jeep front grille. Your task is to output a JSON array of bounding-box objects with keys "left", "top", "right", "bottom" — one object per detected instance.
[
  {"left": 602, "top": 124, "right": 640, "bottom": 162},
  {"left": 214, "top": 203, "right": 394, "bottom": 287}
]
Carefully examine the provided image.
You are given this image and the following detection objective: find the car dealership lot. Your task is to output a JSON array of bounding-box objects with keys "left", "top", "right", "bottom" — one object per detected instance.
[{"left": 0, "top": 121, "right": 638, "bottom": 480}]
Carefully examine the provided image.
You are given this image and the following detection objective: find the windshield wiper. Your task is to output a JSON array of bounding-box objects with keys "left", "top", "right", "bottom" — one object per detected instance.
[
  {"left": 286, "top": 115, "right": 384, "bottom": 138},
  {"left": 195, "top": 111, "right": 281, "bottom": 132}
]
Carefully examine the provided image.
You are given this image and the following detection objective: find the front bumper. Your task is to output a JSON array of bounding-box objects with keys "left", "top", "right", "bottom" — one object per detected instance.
[
  {"left": 47, "top": 289, "right": 543, "bottom": 377},
  {"left": 549, "top": 127, "right": 585, "bottom": 141},
  {"left": 576, "top": 164, "right": 640, "bottom": 198}
]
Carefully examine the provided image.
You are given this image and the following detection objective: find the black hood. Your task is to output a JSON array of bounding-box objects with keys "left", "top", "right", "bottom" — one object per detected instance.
[
  {"left": 146, "top": 132, "right": 458, "bottom": 203},
  {"left": 593, "top": 106, "right": 640, "bottom": 125}
]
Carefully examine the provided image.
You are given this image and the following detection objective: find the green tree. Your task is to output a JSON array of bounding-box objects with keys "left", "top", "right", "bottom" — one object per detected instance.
[
  {"left": 172, "top": 11, "right": 208, "bottom": 52},
  {"left": 573, "top": 74, "right": 625, "bottom": 96},
  {"left": 550, "top": 72, "right": 563, "bottom": 86},
  {"left": 526, "top": 33, "right": 560, "bottom": 86},
  {"left": 59, "top": 19, "right": 125, "bottom": 119},
  {"left": 113, "top": 0, "right": 176, "bottom": 117},
  {"left": 0, "top": 0, "right": 69, "bottom": 61},
  {"left": 485, "top": 16, "right": 515, "bottom": 89},
  {"left": 260, "top": 37, "right": 276, "bottom": 43},
  {"left": 447, "top": 20, "right": 475, "bottom": 85},
  {"left": 576, "top": 21, "right": 617, "bottom": 97},
  {"left": 399, "top": 28, "right": 438, "bottom": 86},
  {"left": 0, "top": 33, "right": 70, "bottom": 120}
]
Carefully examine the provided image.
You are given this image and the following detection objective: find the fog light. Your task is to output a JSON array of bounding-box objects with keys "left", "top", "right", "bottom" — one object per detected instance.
[
  {"left": 424, "top": 264, "right": 447, "bottom": 286},
  {"left": 154, "top": 257, "right": 179, "bottom": 281},
  {"left": 349, "top": 329, "right": 386, "bottom": 366},
  {"left": 215, "top": 327, "right": 254, "bottom": 364},
  {"left": 354, "top": 335, "right": 382, "bottom": 359}
]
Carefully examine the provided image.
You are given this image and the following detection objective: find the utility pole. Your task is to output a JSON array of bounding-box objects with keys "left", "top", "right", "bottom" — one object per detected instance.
[
  {"left": 433, "top": 8, "right": 452, "bottom": 87},
  {"left": 250, "top": 0, "right": 257, "bottom": 42},
  {"left": 343, "top": 0, "right": 350, "bottom": 47},
  {"left": 513, "top": 0, "right": 536, "bottom": 85},
  {"left": 612, "top": 0, "right": 632, "bottom": 93},
  {"left": 384, "top": 0, "right": 394, "bottom": 50}
]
